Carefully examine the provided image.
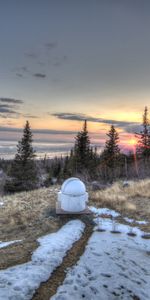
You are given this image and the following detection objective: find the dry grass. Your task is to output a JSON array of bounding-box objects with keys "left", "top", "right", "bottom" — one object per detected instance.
[
  {"left": 0, "top": 186, "right": 59, "bottom": 239},
  {"left": 89, "top": 179, "right": 150, "bottom": 230},
  {"left": 0, "top": 186, "right": 62, "bottom": 269}
]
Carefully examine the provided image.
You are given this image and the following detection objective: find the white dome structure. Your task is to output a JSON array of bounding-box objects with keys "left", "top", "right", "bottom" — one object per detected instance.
[{"left": 58, "top": 178, "right": 88, "bottom": 213}]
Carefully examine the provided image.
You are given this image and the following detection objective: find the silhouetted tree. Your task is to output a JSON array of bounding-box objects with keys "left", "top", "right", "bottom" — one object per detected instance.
[
  {"left": 73, "top": 120, "right": 91, "bottom": 172},
  {"left": 63, "top": 155, "right": 72, "bottom": 178},
  {"left": 136, "top": 106, "right": 150, "bottom": 160},
  {"left": 5, "top": 121, "right": 38, "bottom": 192},
  {"left": 51, "top": 157, "right": 62, "bottom": 178},
  {"left": 102, "top": 125, "right": 120, "bottom": 180}
]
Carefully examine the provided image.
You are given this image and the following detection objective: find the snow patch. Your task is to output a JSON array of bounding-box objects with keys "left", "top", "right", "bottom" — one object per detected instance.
[
  {"left": 0, "top": 220, "right": 85, "bottom": 300},
  {"left": 124, "top": 217, "right": 148, "bottom": 225},
  {"left": 0, "top": 240, "right": 22, "bottom": 249},
  {"left": 0, "top": 202, "right": 4, "bottom": 207},
  {"left": 94, "top": 217, "right": 148, "bottom": 236},
  {"left": 89, "top": 206, "right": 120, "bottom": 217},
  {"left": 52, "top": 229, "right": 150, "bottom": 300},
  {"left": 89, "top": 206, "right": 148, "bottom": 225},
  {"left": 136, "top": 220, "right": 148, "bottom": 225},
  {"left": 124, "top": 217, "right": 135, "bottom": 223}
]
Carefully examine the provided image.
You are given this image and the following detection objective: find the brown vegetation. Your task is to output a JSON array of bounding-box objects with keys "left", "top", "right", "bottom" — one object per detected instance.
[
  {"left": 0, "top": 187, "right": 61, "bottom": 269},
  {"left": 89, "top": 179, "right": 150, "bottom": 231}
]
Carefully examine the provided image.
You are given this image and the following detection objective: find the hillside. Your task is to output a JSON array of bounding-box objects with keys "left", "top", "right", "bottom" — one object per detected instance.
[{"left": 0, "top": 179, "right": 150, "bottom": 299}]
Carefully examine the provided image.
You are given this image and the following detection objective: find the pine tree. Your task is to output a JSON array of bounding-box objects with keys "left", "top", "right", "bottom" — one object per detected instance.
[
  {"left": 5, "top": 121, "right": 37, "bottom": 192},
  {"left": 63, "top": 155, "right": 72, "bottom": 178},
  {"left": 88, "top": 146, "right": 100, "bottom": 178},
  {"left": 136, "top": 106, "right": 150, "bottom": 159},
  {"left": 102, "top": 125, "right": 120, "bottom": 180},
  {"left": 74, "top": 120, "right": 91, "bottom": 172},
  {"left": 51, "top": 157, "right": 61, "bottom": 178}
]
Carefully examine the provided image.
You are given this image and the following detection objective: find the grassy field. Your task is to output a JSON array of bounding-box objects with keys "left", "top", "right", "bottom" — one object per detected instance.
[
  {"left": 89, "top": 179, "right": 150, "bottom": 231},
  {"left": 0, "top": 187, "right": 61, "bottom": 269},
  {"left": 0, "top": 179, "right": 150, "bottom": 270}
]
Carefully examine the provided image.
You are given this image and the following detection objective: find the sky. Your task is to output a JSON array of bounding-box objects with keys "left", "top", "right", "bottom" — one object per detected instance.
[{"left": 0, "top": 0, "right": 150, "bottom": 156}]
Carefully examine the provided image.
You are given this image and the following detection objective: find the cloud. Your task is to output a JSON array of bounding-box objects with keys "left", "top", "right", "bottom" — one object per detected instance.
[
  {"left": 38, "top": 61, "right": 45, "bottom": 66},
  {"left": 0, "top": 108, "right": 17, "bottom": 116},
  {"left": 33, "top": 73, "right": 46, "bottom": 78},
  {"left": 0, "top": 127, "right": 77, "bottom": 135},
  {"left": 51, "top": 112, "right": 140, "bottom": 132},
  {"left": 51, "top": 112, "right": 88, "bottom": 121},
  {"left": 45, "top": 42, "right": 57, "bottom": 50},
  {"left": 23, "top": 114, "right": 39, "bottom": 119},
  {"left": 25, "top": 52, "right": 38, "bottom": 59},
  {"left": 16, "top": 73, "right": 23, "bottom": 78},
  {"left": 0, "top": 111, "right": 21, "bottom": 119},
  {"left": 12, "top": 66, "right": 29, "bottom": 77},
  {"left": 124, "top": 124, "right": 142, "bottom": 134},
  {"left": 0, "top": 98, "right": 23, "bottom": 104},
  {"left": 53, "top": 55, "right": 68, "bottom": 67},
  {"left": 21, "top": 66, "right": 29, "bottom": 73},
  {"left": 0, "top": 98, "right": 23, "bottom": 118},
  {"left": 0, "top": 114, "right": 7, "bottom": 119},
  {"left": 0, "top": 104, "right": 13, "bottom": 109},
  {"left": 0, "top": 106, "right": 18, "bottom": 114}
]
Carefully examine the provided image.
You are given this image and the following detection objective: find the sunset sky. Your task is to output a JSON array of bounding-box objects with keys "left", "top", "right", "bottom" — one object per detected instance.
[{"left": 0, "top": 0, "right": 150, "bottom": 155}]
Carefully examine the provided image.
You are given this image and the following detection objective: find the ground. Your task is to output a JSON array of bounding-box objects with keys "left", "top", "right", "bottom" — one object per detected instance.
[
  {"left": 0, "top": 179, "right": 150, "bottom": 299},
  {"left": 0, "top": 187, "right": 60, "bottom": 269},
  {"left": 51, "top": 229, "right": 150, "bottom": 300},
  {"left": 89, "top": 179, "right": 150, "bottom": 232}
]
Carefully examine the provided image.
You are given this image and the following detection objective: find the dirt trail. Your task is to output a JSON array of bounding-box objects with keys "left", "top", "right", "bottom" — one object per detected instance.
[{"left": 32, "top": 216, "right": 94, "bottom": 300}]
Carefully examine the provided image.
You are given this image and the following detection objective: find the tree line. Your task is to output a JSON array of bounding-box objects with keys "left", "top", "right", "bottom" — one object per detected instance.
[{"left": 3, "top": 106, "right": 150, "bottom": 193}]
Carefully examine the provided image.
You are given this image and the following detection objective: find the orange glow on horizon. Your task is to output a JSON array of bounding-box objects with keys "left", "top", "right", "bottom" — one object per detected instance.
[{"left": 128, "top": 138, "right": 137, "bottom": 146}]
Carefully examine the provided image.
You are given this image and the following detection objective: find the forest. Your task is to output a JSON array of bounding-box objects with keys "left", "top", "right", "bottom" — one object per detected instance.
[{"left": 1, "top": 106, "right": 150, "bottom": 193}]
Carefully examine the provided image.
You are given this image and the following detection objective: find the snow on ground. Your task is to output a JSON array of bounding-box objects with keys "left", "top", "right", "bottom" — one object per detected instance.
[
  {"left": 52, "top": 220, "right": 150, "bottom": 300},
  {"left": 0, "top": 220, "right": 85, "bottom": 300},
  {"left": 136, "top": 220, "right": 148, "bottom": 225},
  {"left": 124, "top": 217, "right": 139, "bottom": 224},
  {"left": 0, "top": 202, "right": 4, "bottom": 207},
  {"left": 94, "top": 217, "right": 147, "bottom": 236},
  {"left": 0, "top": 240, "right": 22, "bottom": 249},
  {"left": 89, "top": 206, "right": 120, "bottom": 217},
  {"left": 89, "top": 206, "right": 148, "bottom": 225},
  {"left": 124, "top": 217, "right": 148, "bottom": 225}
]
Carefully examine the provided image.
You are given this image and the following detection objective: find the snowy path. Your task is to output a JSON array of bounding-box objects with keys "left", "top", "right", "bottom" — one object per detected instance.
[
  {"left": 0, "top": 220, "right": 85, "bottom": 300},
  {"left": 52, "top": 221, "right": 150, "bottom": 300}
]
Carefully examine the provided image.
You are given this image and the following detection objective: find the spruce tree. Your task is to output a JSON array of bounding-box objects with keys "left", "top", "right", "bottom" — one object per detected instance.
[
  {"left": 102, "top": 125, "right": 120, "bottom": 180},
  {"left": 63, "top": 155, "right": 72, "bottom": 178},
  {"left": 6, "top": 121, "right": 37, "bottom": 192},
  {"left": 136, "top": 106, "right": 150, "bottom": 159},
  {"left": 74, "top": 120, "right": 91, "bottom": 171},
  {"left": 51, "top": 157, "right": 61, "bottom": 178}
]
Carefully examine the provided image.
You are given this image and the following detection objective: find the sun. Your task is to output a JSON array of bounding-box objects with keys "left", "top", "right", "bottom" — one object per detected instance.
[{"left": 128, "top": 138, "right": 137, "bottom": 146}]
